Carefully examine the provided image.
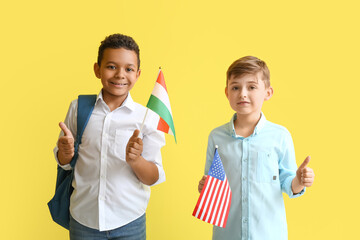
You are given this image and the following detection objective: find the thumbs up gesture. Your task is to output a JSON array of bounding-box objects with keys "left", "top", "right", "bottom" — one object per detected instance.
[
  {"left": 126, "top": 129, "right": 143, "bottom": 164},
  {"left": 292, "top": 156, "right": 315, "bottom": 194},
  {"left": 57, "top": 122, "right": 75, "bottom": 165}
]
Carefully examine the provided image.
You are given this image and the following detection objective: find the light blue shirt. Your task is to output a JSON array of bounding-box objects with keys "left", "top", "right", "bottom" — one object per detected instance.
[{"left": 205, "top": 113, "right": 305, "bottom": 240}]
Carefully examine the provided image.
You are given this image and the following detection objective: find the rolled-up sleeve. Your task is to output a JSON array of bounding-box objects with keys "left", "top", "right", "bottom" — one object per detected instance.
[{"left": 53, "top": 100, "right": 78, "bottom": 171}]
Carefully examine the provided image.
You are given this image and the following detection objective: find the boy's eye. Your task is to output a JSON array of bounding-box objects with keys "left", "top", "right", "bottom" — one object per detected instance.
[
  {"left": 249, "top": 85, "right": 257, "bottom": 90},
  {"left": 107, "top": 65, "right": 116, "bottom": 70},
  {"left": 126, "top": 67, "right": 134, "bottom": 72},
  {"left": 232, "top": 86, "right": 239, "bottom": 90}
]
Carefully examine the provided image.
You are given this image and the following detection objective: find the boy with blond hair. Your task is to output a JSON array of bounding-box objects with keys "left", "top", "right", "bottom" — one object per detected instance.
[
  {"left": 54, "top": 34, "right": 165, "bottom": 240},
  {"left": 198, "top": 56, "right": 315, "bottom": 240}
]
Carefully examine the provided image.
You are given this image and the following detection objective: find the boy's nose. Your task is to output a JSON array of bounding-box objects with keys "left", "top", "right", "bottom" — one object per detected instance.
[{"left": 115, "top": 69, "right": 125, "bottom": 79}]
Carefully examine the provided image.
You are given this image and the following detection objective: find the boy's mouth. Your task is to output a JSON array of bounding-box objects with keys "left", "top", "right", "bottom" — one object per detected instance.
[{"left": 110, "top": 82, "right": 128, "bottom": 86}]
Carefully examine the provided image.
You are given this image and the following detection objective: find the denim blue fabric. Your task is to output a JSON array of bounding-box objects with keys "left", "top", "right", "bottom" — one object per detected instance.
[
  {"left": 69, "top": 214, "right": 146, "bottom": 240},
  {"left": 205, "top": 113, "right": 305, "bottom": 240}
]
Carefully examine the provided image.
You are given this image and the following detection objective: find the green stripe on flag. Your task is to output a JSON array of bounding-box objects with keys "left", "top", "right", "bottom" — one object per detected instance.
[{"left": 147, "top": 95, "right": 176, "bottom": 142}]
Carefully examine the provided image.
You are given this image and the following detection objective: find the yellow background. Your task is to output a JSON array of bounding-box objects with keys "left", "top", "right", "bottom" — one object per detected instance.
[{"left": 1, "top": 0, "right": 359, "bottom": 239}]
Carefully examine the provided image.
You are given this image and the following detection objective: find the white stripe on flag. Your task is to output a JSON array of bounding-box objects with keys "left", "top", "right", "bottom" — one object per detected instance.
[
  {"left": 209, "top": 178, "right": 226, "bottom": 225},
  {"left": 220, "top": 180, "right": 231, "bottom": 227},
  {"left": 194, "top": 177, "right": 213, "bottom": 218},
  {"left": 151, "top": 82, "right": 173, "bottom": 115},
  {"left": 200, "top": 177, "right": 217, "bottom": 220},
  {"left": 204, "top": 179, "right": 221, "bottom": 222},
  {"left": 214, "top": 177, "right": 228, "bottom": 226}
]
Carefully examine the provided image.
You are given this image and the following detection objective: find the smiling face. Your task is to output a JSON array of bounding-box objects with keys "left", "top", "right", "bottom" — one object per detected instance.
[
  {"left": 225, "top": 73, "right": 273, "bottom": 118},
  {"left": 94, "top": 48, "right": 140, "bottom": 105}
]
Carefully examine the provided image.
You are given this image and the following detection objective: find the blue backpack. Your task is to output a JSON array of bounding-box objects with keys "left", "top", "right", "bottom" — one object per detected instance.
[{"left": 48, "top": 95, "right": 97, "bottom": 229}]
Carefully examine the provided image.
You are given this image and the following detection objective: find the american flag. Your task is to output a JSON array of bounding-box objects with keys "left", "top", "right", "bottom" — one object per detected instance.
[{"left": 192, "top": 147, "right": 232, "bottom": 228}]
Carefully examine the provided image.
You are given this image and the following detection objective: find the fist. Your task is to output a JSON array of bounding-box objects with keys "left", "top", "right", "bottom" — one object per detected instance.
[
  {"left": 296, "top": 156, "right": 315, "bottom": 187},
  {"left": 126, "top": 129, "right": 143, "bottom": 163},
  {"left": 57, "top": 122, "right": 75, "bottom": 164},
  {"left": 198, "top": 175, "right": 207, "bottom": 193}
]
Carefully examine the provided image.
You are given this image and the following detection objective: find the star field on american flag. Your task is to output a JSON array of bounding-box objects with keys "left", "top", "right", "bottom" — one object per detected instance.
[{"left": 208, "top": 151, "right": 225, "bottom": 181}]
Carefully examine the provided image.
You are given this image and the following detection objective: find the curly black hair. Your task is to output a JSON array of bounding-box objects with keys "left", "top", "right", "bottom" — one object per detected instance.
[{"left": 97, "top": 33, "right": 140, "bottom": 69}]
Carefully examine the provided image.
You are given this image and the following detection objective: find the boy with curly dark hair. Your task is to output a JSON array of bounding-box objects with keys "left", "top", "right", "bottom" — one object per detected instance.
[{"left": 54, "top": 33, "right": 165, "bottom": 239}]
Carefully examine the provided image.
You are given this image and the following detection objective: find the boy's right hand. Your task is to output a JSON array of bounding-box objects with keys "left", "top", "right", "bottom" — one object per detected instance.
[
  {"left": 57, "top": 122, "right": 74, "bottom": 165},
  {"left": 198, "top": 175, "right": 207, "bottom": 193}
]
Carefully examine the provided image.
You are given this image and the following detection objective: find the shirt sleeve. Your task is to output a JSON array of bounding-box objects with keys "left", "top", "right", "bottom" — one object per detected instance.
[
  {"left": 204, "top": 131, "right": 216, "bottom": 175},
  {"left": 141, "top": 111, "right": 166, "bottom": 186},
  {"left": 278, "top": 129, "right": 305, "bottom": 198},
  {"left": 53, "top": 99, "right": 78, "bottom": 170}
]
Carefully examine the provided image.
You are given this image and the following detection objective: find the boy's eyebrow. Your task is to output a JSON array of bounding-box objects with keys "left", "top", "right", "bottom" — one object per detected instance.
[
  {"left": 229, "top": 80, "right": 259, "bottom": 85},
  {"left": 105, "top": 61, "right": 136, "bottom": 67}
]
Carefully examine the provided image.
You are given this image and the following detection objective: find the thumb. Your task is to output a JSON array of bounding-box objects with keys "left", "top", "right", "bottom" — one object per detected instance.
[
  {"left": 59, "top": 122, "right": 73, "bottom": 138},
  {"left": 131, "top": 129, "right": 140, "bottom": 139},
  {"left": 298, "top": 156, "right": 311, "bottom": 170}
]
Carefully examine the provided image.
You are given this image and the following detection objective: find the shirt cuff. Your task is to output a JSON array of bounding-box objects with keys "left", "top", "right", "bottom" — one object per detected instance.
[
  {"left": 53, "top": 146, "right": 72, "bottom": 171},
  {"left": 284, "top": 176, "right": 306, "bottom": 198},
  {"left": 150, "top": 163, "right": 166, "bottom": 187}
]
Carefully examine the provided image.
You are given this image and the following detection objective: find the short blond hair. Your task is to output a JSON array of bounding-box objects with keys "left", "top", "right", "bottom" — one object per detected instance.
[{"left": 226, "top": 56, "right": 270, "bottom": 87}]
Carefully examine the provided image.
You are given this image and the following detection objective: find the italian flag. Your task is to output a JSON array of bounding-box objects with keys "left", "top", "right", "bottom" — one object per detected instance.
[{"left": 146, "top": 69, "right": 176, "bottom": 142}]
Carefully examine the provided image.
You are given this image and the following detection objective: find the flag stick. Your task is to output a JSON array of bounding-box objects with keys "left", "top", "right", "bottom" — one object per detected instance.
[{"left": 140, "top": 108, "right": 149, "bottom": 133}]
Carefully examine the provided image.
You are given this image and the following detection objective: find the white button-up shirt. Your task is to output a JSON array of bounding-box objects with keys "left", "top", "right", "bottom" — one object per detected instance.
[{"left": 54, "top": 91, "right": 165, "bottom": 231}]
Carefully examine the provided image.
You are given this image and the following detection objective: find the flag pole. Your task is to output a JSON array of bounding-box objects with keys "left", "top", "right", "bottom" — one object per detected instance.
[{"left": 139, "top": 108, "right": 148, "bottom": 133}]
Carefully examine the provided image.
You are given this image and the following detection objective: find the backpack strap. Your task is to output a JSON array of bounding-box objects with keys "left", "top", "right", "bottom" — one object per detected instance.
[{"left": 70, "top": 94, "right": 97, "bottom": 168}]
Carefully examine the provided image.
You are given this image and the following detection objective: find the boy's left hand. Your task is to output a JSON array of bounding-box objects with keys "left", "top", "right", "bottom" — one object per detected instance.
[
  {"left": 296, "top": 156, "right": 315, "bottom": 187},
  {"left": 126, "top": 129, "right": 143, "bottom": 163}
]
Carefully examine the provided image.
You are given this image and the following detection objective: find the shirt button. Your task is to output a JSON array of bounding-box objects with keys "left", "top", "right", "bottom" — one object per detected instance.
[
  {"left": 243, "top": 159, "right": 247, "bottom": 162},
  {"left": 243, "top": 218, "right": 248, "bottom": 223},
  {"left": 243, "top": 177, "right": 247, "bottom": 181}
]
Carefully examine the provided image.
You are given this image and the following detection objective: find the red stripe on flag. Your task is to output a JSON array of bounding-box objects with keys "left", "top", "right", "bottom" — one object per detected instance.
[
  {"left": 219, "top": 181, "right": 231, "bottom": 228},
  {"left": 213, "top": 179, "right": 228, "bottom": 226},
  {"left": 156, "top": 70, "right": 167, "bottom": 91},
  {"left": 157, "top": 117, "right": 170, "bottom": 133},
  {"left": 209, "top": 179, "right": 226, "bottom": 225},
  {"left": 206, "top": 179, "right": 223, "bottom": 223},
  {"left": 222, "top": 191, "right": 232, "bottom": 228},
  {"left": 192, "top": 176, "right": 211, "bottom": 216},
  {"left": 202, "top": 178, "right": 220, "bottom": 221},
  {"left": 196, "top": 177, "right": 214, "bottom": 219}
]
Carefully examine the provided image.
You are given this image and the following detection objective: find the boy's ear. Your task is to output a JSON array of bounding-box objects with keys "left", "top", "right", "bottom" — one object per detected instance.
[
  {"left": 264, "top": 86, "right": 274, "bottom": 101},
  {"left": 136, "top": 69, "right": 141, "bottom": 79},
  {"left": 225, "top": 87, "right": 229, "bottom": 98},
  {"left": 94, "top": 63, "right": 100, "bottom": 79}
]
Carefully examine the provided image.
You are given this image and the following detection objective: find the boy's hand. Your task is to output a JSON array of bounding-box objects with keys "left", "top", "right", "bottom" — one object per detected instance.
[
  {"left": 126, "top": 129, "right": 143, "bottom": 163},
  {"left": 57, "top": 122, "right": 74, "bottom": 165},
  {"left": 198, "top": 175, "right": 207, "bottom": 193},
  {"left": 296, "top": 156, "right": 315, "bottom": 187},
  {"left": 292, "top": 156, "right": 315, "bottom": 194}
]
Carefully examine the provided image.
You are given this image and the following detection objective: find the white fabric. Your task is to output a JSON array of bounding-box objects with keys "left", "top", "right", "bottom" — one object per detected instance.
[{"left": 54, "top": 91, "right": 165, "bottom": 231}]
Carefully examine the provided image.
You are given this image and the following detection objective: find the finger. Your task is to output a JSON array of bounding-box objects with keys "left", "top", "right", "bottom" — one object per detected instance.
[
  {"left": 302, "top": 177, "right": 314, "bottom": 183},
  {"left": 128, "top": 146, "right": 141, "bottom": 156},
  {"left": 59, "top": 122, "right": 73, "bottom": 138},
  {"left": 136, "top": 137, "right": 143, "bottom": 146},
  {"left": 59, "top": 137, "right": 74, "bottom": 145},
  {"left": 128, "top": 142, "right": 142, "bottom": 151},
  {"left": 298, "top": 156, "right": 311, "bottom": 170},
  {"left": 127, "top": 152, "right": 138, "bottom": 160},
  {"left": 302, "top": 172, "right": 315, "bottom": 178},
  {"left": 131, "top": 129, "right": 140, "bottom": 139}
]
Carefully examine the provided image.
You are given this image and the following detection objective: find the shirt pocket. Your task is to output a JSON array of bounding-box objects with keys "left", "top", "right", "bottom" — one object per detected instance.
[
  {"left": 114, "top": 129, "right": 133, "bottom": 161},
  {"left": 114, "top": 129, "right": 143, "bottom": 161},
  {"left": 256, "top": 151, "right": 279, "bottom": 183}
]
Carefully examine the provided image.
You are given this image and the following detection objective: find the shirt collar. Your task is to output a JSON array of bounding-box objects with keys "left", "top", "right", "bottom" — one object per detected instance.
[
  {"left": 229, "top": 112, "right": 267, "bottom": 138},
  {"left": 97, "top": 90, "right": 136, "bottom": 111}
]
